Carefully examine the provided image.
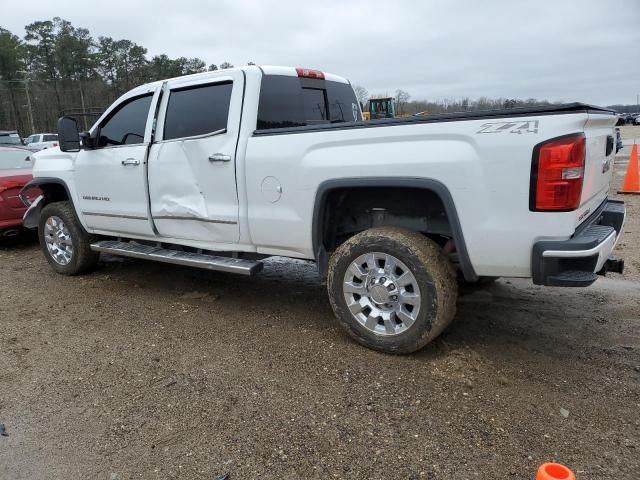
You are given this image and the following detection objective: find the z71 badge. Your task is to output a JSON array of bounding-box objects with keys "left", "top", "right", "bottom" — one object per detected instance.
[{"left": 477, "top": 120, "right": 539, "bottom": 134}]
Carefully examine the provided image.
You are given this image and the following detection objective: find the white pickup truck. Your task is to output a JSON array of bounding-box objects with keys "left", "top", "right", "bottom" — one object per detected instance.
[{"left": 23, "top": 65, "right": 625, "bottom": 353}]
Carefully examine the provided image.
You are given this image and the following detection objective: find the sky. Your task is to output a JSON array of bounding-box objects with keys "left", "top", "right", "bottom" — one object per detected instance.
[{"left": 3, "top": 0, "right": 640, "bottom": 106}]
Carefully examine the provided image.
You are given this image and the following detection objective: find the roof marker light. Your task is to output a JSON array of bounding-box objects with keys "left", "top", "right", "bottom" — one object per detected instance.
[{"left": 296, "top": 68, "right": 325, "bottom": 80}]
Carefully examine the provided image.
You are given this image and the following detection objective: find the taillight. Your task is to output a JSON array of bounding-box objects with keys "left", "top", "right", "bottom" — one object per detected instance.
[
  {"left": 296, "top": 67, "right": 325, "bottom": 80},
  {"left": 53, "top": 142, "right": 58, "bottom": 147},
  {"left": 0, "top": 181, "right": 22, "bottom": 194},
  {"left": 530, "top": 133, "right": 585, "bottom": 211}
]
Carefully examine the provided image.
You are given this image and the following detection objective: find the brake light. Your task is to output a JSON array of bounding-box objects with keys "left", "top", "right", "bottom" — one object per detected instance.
[
  {"left": 530, "top": 133, "right": 585, "bottom": 211},
  {"left": 0, "top": 180, "right": 22, "bottom": 194},
  {"left": 53, "top": 143, "right": 58, "bottom": 147},
  {"left": 296, "top": 67, "right": 325, "bottom": 80}
]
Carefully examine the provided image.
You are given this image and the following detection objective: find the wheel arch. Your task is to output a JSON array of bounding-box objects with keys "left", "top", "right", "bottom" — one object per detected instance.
[
  {"left": 21, "top": 177, "right": 80, "bottom": 229},
  {"left": 23, "top": 177, "right": 72, "bottom": 202},
  {"left": 312, "top": 177, "right": 477, "bottom": 282}
]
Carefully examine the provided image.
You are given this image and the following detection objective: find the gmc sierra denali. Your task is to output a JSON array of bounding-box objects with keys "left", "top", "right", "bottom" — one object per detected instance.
[{"left": 22, "top": 65, "right": 625, "bottom": 353}]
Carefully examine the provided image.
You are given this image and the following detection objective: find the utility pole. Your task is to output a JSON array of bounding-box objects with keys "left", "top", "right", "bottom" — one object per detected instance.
[
  {"left": 79, "top": 79, "right": 88, "bottom": 131},
  {"left": 17, "top": 71, "right": 36, "bottom": 134}
]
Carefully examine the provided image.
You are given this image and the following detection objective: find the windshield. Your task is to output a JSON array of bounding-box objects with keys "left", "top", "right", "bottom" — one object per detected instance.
[
  {"left": 0, "top": 149, "right": 33, "bottom": 169},
  {"left": 0, "top": 133, "right": 24, "bottom": 145}
]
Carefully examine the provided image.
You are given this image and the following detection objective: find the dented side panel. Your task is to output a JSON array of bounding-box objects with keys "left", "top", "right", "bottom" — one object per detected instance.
[
  {"left": 148, "top": 138, "right": 240, "bottom": 242},
  {"left": 147, "top": 72, "right": 244, "bottom": 244}
]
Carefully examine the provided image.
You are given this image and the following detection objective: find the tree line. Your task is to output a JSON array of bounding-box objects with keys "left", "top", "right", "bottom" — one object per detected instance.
[
  {"left": 607, "top": 104, "right": 640, "bottom": 114},
  {"left": 1, "top": 18, "right": 630, "bottom": 135},
  {"left": 0, "top": 18, "right": 241, "bottom": 134},
  {"left": 354, "top": 86, "right": 576, "bottom": 116}
]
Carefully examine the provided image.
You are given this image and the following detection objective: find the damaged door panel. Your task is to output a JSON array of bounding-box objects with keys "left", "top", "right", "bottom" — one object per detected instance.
[{"left": 147, "top": 73, "right": 243, "bottom": 243}]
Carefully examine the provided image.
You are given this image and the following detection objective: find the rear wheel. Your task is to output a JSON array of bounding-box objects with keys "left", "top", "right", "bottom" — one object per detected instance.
[
  {"left": 327, "top": 226, "right": 457, "bottom": 354},
  {"left": 38, "top": 201, "right": 99, "bottom": 275}
]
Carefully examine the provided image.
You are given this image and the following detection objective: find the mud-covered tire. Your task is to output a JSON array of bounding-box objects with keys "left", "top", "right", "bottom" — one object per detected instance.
[
  {"left": 327, "top": 226, "right": 457, "bottom": 354},
  {"left": 38, "top": 201, "right": 99, "bottom": 275}
]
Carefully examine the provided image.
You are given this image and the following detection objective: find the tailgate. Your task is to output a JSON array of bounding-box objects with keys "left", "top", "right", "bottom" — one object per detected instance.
[{"left": 575, "top": 113, "right": 617, "bottom": 226}]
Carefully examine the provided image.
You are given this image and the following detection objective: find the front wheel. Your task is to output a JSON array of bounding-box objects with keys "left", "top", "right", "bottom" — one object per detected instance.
[
  {"left": 327, "top": 227, "right": 457, "bottom": 354},
  {"left": 38, "top": 201, "right": 99, "bottom": 275}
]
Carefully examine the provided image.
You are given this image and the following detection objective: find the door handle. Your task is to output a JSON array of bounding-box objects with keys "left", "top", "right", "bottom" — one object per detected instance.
[
  {"left": 121, "top": 158, "right": 140, "bottom": 166},
  {"left": 208, "top": 153, "right": 231, "bottom": 162}
]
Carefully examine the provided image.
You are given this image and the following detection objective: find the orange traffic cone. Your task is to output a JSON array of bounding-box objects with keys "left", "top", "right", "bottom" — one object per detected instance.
[
  {"left": 619, "top": 143, "right": 640, "bottom": 194},
  {"left": 536, "top": 463, "right": 576, "bottom": 480}
]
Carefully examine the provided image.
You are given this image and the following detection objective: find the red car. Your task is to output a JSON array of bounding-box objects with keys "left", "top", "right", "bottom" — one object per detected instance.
[{"left": 0, "top": 146, "right": 40, "bottom": 237}]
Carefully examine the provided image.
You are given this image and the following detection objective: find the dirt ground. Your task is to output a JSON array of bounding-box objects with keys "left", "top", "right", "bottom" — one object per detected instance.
[
  {"left": 1, "top": 166, "right": 639, "bottom": 479},
  {"left": 618, "top": 125, "right": 640, "bottom": 145},
  {"left": 612, "top": 125, "right": 640, "bottom": 281}
]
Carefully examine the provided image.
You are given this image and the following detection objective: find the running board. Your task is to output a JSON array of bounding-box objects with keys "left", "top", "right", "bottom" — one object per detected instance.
[{"left": 90, "top": 240, "right": 263, "bottom": 275}]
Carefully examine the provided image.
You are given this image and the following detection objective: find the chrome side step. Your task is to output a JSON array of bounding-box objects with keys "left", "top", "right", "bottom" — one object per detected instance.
[{"left": 90, "top": 240, "right": 263, "bottom": 276}]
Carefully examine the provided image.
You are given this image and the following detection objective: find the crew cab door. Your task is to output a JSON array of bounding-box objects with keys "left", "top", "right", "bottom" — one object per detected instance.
[
  {"left": 74, "top": 86, "right": 159, "bottom": 236},
  {"left": 147, "top": 71, "right": 243, "bottom": 243}
]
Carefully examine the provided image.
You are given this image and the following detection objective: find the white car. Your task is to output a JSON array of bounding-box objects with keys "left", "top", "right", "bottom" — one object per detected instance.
[
  {"left": 24, "top": 133, "right": 59, "bottom": 152},
  {"left": 22, "top": 65, "right": 625, "bottom": 354}
]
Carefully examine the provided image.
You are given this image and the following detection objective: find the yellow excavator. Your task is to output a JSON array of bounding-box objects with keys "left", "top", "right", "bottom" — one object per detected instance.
[
  {"left": 363, "top": 97, "right": 396, "bottom": 120},
  {"left": 363, "top": 97, "right": 423, "bottom": 120}
]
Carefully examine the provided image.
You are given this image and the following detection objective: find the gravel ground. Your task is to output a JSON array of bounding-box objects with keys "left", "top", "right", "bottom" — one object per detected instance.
[
  {"left": 1, "top": 164, "right": 639, "bottom": 480},
  {"left": 611, "top": 127, "right": 640, "bottom": 281},
  {"left": 618, "top": 125, "right": 640, "bottom": 145}
]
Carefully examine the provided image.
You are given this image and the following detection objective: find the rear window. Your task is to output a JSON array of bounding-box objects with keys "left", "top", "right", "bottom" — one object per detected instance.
[
  {"left": 43, "top": 134, "right": 58, "bottom": 142},
  {"left": 164, "top": 82, "right": 233, "bottom": 140},
  {"left": 0, "top": 149, "right": 32, "bottom": 169},
  {"left": 0, "top": 133, "right": 23, "bottom": 145},
  {"left": 256, "top": 75, "right": 361, "bottom": 130},
  {"left": 303, "top": 88, "right": 327, "bottom": 124},
  {"left": 326, "top": 81, "right": 362, "bottom": 123}
]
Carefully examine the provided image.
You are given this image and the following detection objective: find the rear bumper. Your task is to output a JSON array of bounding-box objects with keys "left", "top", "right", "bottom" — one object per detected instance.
[{"left": 532, "top": 200, "right": 625, "bottom": 287}]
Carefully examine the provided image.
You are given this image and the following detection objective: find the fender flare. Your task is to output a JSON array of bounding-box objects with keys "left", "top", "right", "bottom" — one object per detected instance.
[
  {"left": 20, "top": 177, "right": 74, "bottom": 229},
  {"left": 21, "top": 177, "right": 73, "bottom": 200},
  {"left": 311, "top": 177, "right": 478, "bottom": 282}
]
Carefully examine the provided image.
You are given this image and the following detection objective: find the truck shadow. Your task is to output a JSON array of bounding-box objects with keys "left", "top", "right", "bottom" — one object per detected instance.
[
  {"left": 91, "top": 255, "right": 636, "bottom": 367},
  {"left": 0, "top": 229, "right": 38, "bottom": 250}
]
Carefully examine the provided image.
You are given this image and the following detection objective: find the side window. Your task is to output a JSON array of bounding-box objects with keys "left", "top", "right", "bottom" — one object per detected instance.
[
  {"left": 98, "top": 94, "right": 153, "bottom": 147},
  {"left": 163, "top": 82, "right": 233, "bottom": 141},
  {"left": 43, "top": 134, "right": 58, "bottom": 142}
]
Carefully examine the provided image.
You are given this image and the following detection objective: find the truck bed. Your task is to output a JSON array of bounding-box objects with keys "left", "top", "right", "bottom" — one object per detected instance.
[{"left": 253, "top": 103, "right": 615, "bottom": 136}]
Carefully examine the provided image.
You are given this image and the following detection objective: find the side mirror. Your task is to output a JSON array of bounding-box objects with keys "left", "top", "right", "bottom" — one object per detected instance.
[{"left": 57, "top": 116, "right": 80, "bottom": 152}]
